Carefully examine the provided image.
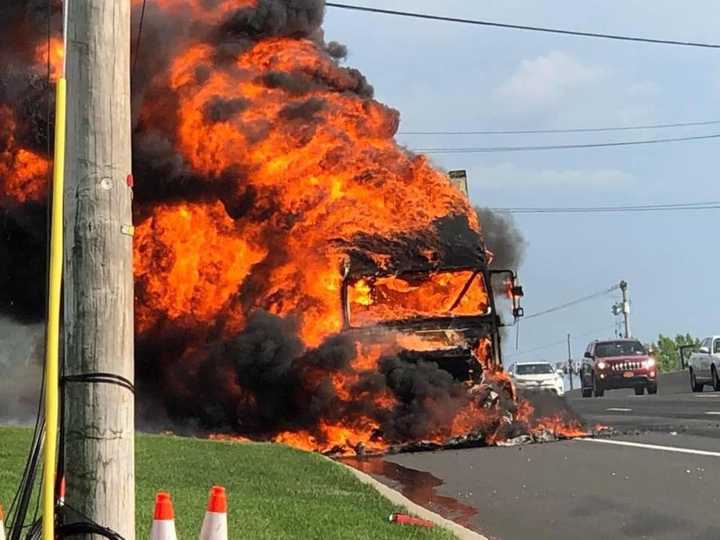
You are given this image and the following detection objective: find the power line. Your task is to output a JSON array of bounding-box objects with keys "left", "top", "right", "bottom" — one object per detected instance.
[
  {"left": 493, "top": 201, "right": 720, "bottom": 214},
  {"left": 400, "top": 119, "right": 720, "bottom": 136},
  {"left": 506, "top": 337, "right": 568, "bottom": 359},
  {"left": 523, "top": 285, "right": 620, "bottom": 321},
  {"left": 413, "top": 132, "right": 720, "bottom": 153},
  {"left": 325, "top": 3, "right": 720, "bottom": 49},
  {"left": 506, "top": 326, "right": 615, "bottom": 359}
]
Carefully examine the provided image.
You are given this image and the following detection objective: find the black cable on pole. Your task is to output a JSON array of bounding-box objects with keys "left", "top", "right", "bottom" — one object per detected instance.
[
  {"left": 413, "top": 132, "right": 720, "bottom": 154},
  {"left": 8, "top": 1, "right": 54, "bottom": 536},
  {"left": 400, "top": 119, "right": 720, "bottom": 136},
  {"left": 325, "top": 3, "right": 720, "bottom": 49},
  {"left": 131, "top": 0, "right": 147, "bottom": 80}
]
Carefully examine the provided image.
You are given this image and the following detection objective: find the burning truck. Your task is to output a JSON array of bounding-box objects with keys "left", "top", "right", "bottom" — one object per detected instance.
[
  {"left": 341, "top": 258, "right": 524, "bottom": 383},
  {"left": 0, "top": 0, "right": 584, "bottom": 455}
]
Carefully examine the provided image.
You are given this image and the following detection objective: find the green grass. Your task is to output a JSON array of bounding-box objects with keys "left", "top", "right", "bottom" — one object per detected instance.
[{"left": 0, "top": 426, "right": 454, "bottom": 539}]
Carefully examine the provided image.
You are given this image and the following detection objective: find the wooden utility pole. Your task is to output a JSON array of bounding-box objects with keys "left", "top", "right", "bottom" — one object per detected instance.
[{"left": 63, "top": 1, "right": 135, "bottom": 538}]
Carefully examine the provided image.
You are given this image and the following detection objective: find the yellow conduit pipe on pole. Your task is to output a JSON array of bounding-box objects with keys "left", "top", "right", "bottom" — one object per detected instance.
[{"left": 40, "top": 75, "right": 66, "bottom": 540}]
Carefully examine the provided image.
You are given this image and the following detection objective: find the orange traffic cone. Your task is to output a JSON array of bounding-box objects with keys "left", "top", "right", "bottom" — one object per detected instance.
[
  {"left": 0, "top": 503, "right": 6, "bottom": 540},
  {"left": 199, "top": 486, "right": 227, "bottom": 540},
  {"left": 151, "top": 492, "right": 177, "bottom": 540}
]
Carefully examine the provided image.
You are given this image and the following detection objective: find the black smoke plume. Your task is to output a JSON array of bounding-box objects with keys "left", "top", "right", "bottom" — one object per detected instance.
[
  {"left": 0, "top": 317, "right": 43, "bottom": 422},
  {"left": 0, "top": 1, "right": 518, "bottom": 447},
  {"left": 475, "top": 207, "right": 525, "bottom": 273},
  {"left": 145, "top": 310, "right": 501, "bottom": 446}
]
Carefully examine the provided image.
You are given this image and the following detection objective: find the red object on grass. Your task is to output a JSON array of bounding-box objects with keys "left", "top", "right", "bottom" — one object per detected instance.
[
  {"left": 207, "top": 486, "right": 227, "bottom": 513},
  {"left": 389, "top": 513, "right": 434, "bottom": 528},
  {"left": 154, "top": 492, "right": 175, "bottom": 520}
]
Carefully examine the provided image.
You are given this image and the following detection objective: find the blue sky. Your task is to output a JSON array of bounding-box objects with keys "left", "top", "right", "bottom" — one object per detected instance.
[{"left": 324, "top": 1, "right": 720, "bottom": 365}]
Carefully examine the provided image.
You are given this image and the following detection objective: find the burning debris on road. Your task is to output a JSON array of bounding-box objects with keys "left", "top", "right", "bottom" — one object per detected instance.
[{"left": 0, "top": 0, "right": 581, "bottom": 455}]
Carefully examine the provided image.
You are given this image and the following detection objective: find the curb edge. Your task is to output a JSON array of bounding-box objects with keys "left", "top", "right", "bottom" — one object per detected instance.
[{"left": 332, "top": 458, "right": 488, "bottom": 540}]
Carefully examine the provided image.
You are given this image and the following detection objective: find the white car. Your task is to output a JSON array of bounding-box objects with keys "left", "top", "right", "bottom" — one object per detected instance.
[
  {"left": 510, "top": 362, "right": 565, "bottom": 395},
  {"left": 688, "top": 336, "right": 720, "bottom": 392}
]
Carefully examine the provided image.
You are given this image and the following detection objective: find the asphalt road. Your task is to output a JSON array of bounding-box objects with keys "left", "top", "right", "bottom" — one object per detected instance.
[
  {"left": 351, "top": 371, "right": 720, "bottom": 540},
  {"left": 567, "top": 370, "right": 720, "bottom": 438}
]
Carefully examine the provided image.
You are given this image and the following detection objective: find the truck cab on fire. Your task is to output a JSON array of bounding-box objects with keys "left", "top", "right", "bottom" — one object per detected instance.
[{"left": 339, "top": 257, "right": 523, "bottom": 383}]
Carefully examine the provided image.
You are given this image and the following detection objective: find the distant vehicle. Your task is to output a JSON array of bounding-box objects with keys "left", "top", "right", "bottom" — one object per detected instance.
[
  {"left": 580, "top": 339, "right": 657, "bottom": 398},
  {"left": 687, "top": 336, "right": 720, "bottom": 392},
  {"left": 510, "top": 362, "right": 564, "bottom": 395}
]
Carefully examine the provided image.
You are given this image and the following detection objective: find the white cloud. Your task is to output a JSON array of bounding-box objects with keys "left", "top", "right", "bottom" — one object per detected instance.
[
  {"left": 467, "top": 163, "right": 635, "bottom": 192},
  {"left": 495, "top": 51, "right": 607, "bottom": 110}
]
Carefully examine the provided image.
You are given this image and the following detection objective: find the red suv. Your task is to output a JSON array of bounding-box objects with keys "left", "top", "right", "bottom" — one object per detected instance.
[{"left": 581, "top": 339, "right": 657, "bottom": 397}]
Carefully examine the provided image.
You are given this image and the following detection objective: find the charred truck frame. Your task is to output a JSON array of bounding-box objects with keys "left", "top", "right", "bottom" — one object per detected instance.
[{"left": 339, "top": 257, "right": 524, "bottom": 382}]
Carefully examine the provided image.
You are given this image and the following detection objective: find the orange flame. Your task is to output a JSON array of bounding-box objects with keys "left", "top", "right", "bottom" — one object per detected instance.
[
  {"left": 34, "top": 37, "right": 64, "bottom": 81},
  {"left": 136, "top": 33, "right": 477, "bottom": 350},
  {"left": 0, "top": 107, "right": 49, "bottom": 205},
  {"left": 0, "top": 1, "right": 585, "bottom": 456},
  {"left": 134, "top": 201, "right": 267, "bottom": 333},
  {"left": 347, "top": 271, "right": 489, "bottom": 328}
]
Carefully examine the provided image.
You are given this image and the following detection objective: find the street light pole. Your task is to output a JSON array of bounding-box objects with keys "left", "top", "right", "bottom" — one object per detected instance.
[
  {"left": 567, "top": 333, "right": 573, "bottom": 390},
  {"left": 620, "top": 280, "right": 631, "bottom": 339}
]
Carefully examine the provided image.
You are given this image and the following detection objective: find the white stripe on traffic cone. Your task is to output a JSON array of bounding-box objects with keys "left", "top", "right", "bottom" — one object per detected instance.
[
  {"left": 199, "top": 486, "right": 227, "bottom": 540},
  {"left": 150, "top": 492, "right": 177, "bottom": 540}
]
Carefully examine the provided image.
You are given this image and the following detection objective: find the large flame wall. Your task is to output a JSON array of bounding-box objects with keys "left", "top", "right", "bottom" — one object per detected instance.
[{"left": 0, "top": 1, "right": 582, "bottom": 453}]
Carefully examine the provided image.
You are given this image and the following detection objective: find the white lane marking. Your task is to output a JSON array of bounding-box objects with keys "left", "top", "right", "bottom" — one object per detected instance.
[
  {"left": 695, "top": 394, "right": 720, "bottom": 398},
  {"left": 578, "top": 438, "right": 720, "bottom": 457},
  {"left": 705, "top": 411, "right": 720, "bottom": 415},
  {"left": 605, "top": 407, "right": 632, "bottom": 412}
]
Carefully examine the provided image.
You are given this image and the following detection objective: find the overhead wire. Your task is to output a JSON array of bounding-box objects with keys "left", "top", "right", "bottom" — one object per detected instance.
[
  {"left": 505, "top": 325, "right": 615, "bottom": 359},
  {"left": 492, "top": 201, "right": 720, "bottom": 214},
  {"left": 325, "top": 3, "right": 720, "bottom": 49},
  {"left": 523, "top": 285, "right": 620, "bottom": 321},
  {"left": 413, "top": 132, "right": 720, "bottom": 153},
  {"left": 400, "top": 119, "right": 720, "bottom": 136}
]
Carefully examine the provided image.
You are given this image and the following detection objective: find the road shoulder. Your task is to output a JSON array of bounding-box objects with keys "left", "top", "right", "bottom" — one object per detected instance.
[{"left": 337, "top": 458, "right": 488, "bottom": 540}]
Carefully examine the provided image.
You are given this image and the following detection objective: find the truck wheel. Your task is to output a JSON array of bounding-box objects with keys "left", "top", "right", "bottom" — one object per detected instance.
[
  {"left": 690, "top": 369, "right": 704, "bottom": 393},
  {"left": 593, "top": 376, "right": 604, "bottom": 397},
  {"left": 582, "top": 387, "right": 592, "bottom": 398},
  {"left": 712, "top": 366, "right": 720, "bottom": 392},
  {"left": 647, "top": 384, "right": 657, "bottom": 395},
  {"left": 634, "top": 387, "right": 645, "bottom": 396}
]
